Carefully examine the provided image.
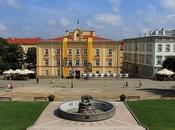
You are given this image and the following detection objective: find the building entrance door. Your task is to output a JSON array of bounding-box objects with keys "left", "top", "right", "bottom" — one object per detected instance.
[{"left": 75, "top": 70, "right": 80, "bottom": 79}]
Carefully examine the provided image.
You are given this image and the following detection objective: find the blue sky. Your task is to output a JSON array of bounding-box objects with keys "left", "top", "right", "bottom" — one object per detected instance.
[{"left": 0, "top": 0, "right": 175, "bottom": 40}]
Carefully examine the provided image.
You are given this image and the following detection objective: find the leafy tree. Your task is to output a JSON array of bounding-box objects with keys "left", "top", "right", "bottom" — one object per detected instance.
[
  {"left": 162, "top": 57, "right": 175, "bottom": 72},
  {"left": 25, "top": 47, "right": 36, "bottom": 69},
  {"left": 0, "top": 38, "right": 24, "bottom": 73}
]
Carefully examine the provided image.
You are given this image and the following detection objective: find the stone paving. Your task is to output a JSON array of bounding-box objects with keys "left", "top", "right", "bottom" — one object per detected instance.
[
  {"left": 0, "top": 78, "right": 175, "bottom": 101},
  {"left": 27, "top": 102, "right": 146, "bottom": 130}
]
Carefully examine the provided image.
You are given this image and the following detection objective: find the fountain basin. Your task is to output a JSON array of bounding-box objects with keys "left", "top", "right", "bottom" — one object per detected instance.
[{"left": 57, "top": 100, "right": 116, "bottom": 122}]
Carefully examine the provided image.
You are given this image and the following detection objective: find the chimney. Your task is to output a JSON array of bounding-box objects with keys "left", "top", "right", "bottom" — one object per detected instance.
[{"left": 161, "top": 28, "right": 165, "bottom": 35}]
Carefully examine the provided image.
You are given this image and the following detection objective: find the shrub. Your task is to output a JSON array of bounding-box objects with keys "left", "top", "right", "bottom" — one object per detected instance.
[
  {"left": 48, "top": 95, "right": 55, "bottom": 101},
  {"left": 120, "top": 94, "right": 127, "bottom": 101}
]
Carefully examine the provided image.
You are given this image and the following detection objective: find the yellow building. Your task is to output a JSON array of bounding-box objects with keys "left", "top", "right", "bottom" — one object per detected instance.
[{"left": 36, "top": 28, "right": 123, "bottom": 78}]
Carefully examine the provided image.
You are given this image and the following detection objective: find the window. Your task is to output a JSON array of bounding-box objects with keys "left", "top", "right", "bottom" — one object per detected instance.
[
  {"left": 75, "top": 60, "right": 79, "bottom": 66},
  {"left": 124, "top": 45, "right": 128, "bottom": 51},
  {"left": 56, "top": 60, "right": 60, "bottom": 66},
  {"left": 44, "top": 59, "right": 49, "bottom": 66},
  {"left": 108, "top": 49, "right": 112, "bottom": 55},
  {"left": 139, "top": 55, "right": 144, "bottom": 63},
  {"left": 44, "top": 48, "right": 49, "bottom": 55},
  {"left": 83, "top": 49, "right": 87, "bottom": 55},
  {"left": 95, "top": 60, "right": 100, "bottom": 66},
  {"left": 128, "top": 44, "right": 132, "bottom": 51},
  {"left": 56, "top": 49, "right": 60, "bottom": 55},
  {"left": 157, "top": 44, "right": 162, "bottom": 52},
  {"left": 83, "top": 60, "right": 87, "bottom": 66},
  {"left": 68, "top": 49, "right": 72, "bottom": 55},
  {"left": 68, "top": 70, "right": 72, "bottom": 76},
  {"left": 107, "top": 59, "right": 112, "bottom": 66},
  {"left": 44, "top": 70, "right": 49, "bottom": 76},
  {"left": 68, "top": 60, "right": 72, "bottom": 66},
  {"left": 157, "top": 56, "right": 162, "bottom": 65},
  {"left": 146, "top": 55, "right": 152, "bottom": 65},
  {"left": 166, "top": 44, "right": 170, "bottom": 52},
  {"left": 128, "top": 54, "right": 132, "bottom": 61},
  {"left": 147, "top": 44, "right": 152, "bottom": 51},
  {"left": 95, "top": 49, "right": 100, "bottom": 56},
  {"left": 75, "top": 49, "right": 80, "bottom": 55}
]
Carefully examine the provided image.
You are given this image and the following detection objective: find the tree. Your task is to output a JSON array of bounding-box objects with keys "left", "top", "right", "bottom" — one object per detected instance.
[
  {"left": 0, "top": 38, "right": 24, "bottom": 73},
  {"left": 25, "top": 47, "right": 36, "bottom": 69},
  {"left": 162, "top": 57, "right": 175, "bottom": 72}
]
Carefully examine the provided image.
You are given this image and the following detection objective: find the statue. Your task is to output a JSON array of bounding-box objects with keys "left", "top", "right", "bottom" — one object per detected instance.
[{"left": 78, "top": 95, "right": 96, "bottom": 114}]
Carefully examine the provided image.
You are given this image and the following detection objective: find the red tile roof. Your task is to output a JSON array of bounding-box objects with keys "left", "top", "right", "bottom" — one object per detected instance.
[{"left": 6, "top": 38, "right": 42, "bottom": 45}]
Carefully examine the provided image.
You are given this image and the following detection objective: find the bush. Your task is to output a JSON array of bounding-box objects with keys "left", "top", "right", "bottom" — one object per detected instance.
[
  {"left": 48, "top": 95, "right": 55, "bottom": 101},
  {"left": 120, "top": 94, "right": 127, "bottom": 101}
]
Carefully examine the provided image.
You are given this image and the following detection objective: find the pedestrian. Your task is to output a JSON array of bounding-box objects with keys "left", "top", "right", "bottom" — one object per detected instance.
[
  {"left": 7, "top": 83, "right": 10, "bottom": 91},
  {"left": 126, "top": 81, "right": 128, "bottom": 87},
  {"left": 36, "top": 78, "right": 39, "bottom": 84},
  {"left": 139, "top": 80, "right": 142, "bottom": 88}
]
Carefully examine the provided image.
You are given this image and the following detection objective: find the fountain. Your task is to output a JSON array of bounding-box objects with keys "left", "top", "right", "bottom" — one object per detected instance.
[{"left": 57, "top": 95, "right": 116, "bottom": 122}]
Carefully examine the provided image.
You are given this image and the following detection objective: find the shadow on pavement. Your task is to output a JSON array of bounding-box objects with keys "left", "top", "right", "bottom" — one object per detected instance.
[{"left": 137, "top": 87, "right": 175, "bottom": 96}]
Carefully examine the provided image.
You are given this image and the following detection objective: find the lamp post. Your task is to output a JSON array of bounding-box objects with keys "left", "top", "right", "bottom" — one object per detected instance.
[{"left": 71, "top": 64, "right": 74, "bottom": 88}]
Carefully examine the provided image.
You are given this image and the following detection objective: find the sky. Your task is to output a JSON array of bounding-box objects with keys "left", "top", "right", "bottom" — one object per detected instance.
[{"left": 0, "top": 0, "right": 175, "bottom": 40}]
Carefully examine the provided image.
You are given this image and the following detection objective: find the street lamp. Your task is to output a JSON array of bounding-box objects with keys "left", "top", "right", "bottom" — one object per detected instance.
[{"left": 71, "top": 64, "right": 74, "bottom": 88}]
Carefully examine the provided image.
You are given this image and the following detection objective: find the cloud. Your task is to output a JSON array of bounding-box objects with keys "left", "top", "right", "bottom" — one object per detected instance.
[
  {"left": 148, "top": 4, "right": 157, "bottom": 14},
  {"left": 0, "top": 23, "right": 7, "bottom": 32},
  {"left": 60, "top": 18, "right": 70, "bottom": 27},
  {"left": 46, "top": 20, "right": 58, "bottom": 26},
  {"left": 161, "top": 0, "right": 175, "bottom": 11},
  {"left": 109, "top": 0, "right": 121, "bottom": 13},
  {"left": 0, "top": 0, "right": 21, "bottom": 9},
  {"left": 87, "top": 13, "right": 121, "bottom": 28}
]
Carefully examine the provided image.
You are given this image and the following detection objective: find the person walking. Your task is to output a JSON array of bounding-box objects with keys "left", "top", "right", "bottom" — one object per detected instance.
[
  {"left": 126, "top": 81, "right": 128, "bottom": 88},
  {"left": 36, "top": 78, "right": 39, "bottom": 84},
  {"left": 139, "top": 80, "right": 142, "bottom": 88}
]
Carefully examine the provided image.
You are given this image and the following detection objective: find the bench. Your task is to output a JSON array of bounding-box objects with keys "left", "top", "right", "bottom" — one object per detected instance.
[
  {"left": 34, "top": 96, "right": 47, "bottom": 101},
  {"left": 161, "top": 95, "right": 175, "bottom": 100},
  {"left": 127, "top": 96, "right": 140, "bottom": 101},
  {"left": 0, "top": 96, "right": 12, "bottom": 101}
]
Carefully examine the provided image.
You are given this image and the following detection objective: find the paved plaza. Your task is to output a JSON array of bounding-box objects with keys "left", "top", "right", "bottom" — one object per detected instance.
[
  {"left": 0, "top": 77, "right": 175, "bottom": 101},
  {"left": 27, "top": 102, "right": 146, "bottom": 130}
]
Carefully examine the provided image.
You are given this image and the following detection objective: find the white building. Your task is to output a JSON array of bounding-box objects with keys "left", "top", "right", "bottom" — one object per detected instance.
[{"left": 123, "top": 34, "right": 175, "bottom": 78}]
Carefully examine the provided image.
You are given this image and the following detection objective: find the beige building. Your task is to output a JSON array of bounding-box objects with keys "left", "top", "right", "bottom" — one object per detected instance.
[
  {"left": 6, "top": 37, "right": 41, "bottom": 53},
  {"left": 36, "top": 28, "right": 123, "bottom": 78}
]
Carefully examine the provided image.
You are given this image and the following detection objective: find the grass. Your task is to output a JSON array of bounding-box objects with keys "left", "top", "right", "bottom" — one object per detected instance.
[
  {"left": 127, "top": 99, "right": 175, "bottom": 130},
  {"left": 0, "top": 101, "right": 48, "bottom": 130}
]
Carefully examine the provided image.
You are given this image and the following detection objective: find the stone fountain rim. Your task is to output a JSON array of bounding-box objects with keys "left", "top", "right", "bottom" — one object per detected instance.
[{"left": 58, "top": 100, "right": 116, "bottom": 116}]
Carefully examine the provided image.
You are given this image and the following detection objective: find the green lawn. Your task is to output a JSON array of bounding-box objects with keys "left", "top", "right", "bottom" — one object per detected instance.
[
  {"left": 127, "top": 99, "right": 175, "bottom": 130},
  {"left": 0, "top": 101, "right": 48, "bottom": 130}
]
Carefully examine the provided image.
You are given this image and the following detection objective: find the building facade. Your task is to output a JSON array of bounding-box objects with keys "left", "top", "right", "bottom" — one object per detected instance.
[
  {"left": 123, "top": 35, "right": 175, "bottom": 78},
  {"left": 36, "top": 28, "right": 123, "bottom": 78},
  {"left": 6, "top": 38, "right": 41, "bottom": 53}
]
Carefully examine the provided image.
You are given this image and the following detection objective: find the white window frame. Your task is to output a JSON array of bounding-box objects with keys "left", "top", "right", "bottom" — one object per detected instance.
[
  {"left": 44, "top": 59, "right": 49, "bottom": 66},
  {"left": 107, "top": 59, "right": 112, "bottom": 66},
  {"left": 83, "top": 60, "right": 87, "bottom": 66},
  {"left": 95, "top": 49, "right": 100, "bottom": 56},
  {"left": 83, "top": 49, "right": 87, "bottom": 55},
  {"left": 68, "top": 49, "right": 72, "bottom": 55},
  {"left": 165, "top": 44, "right": 170, "bottom": 52},
  {"left": 68, "top": 60, "right": 72, "bottom": 66},
  {"left": 44, "top": 48, "right": 49, "bottom": 55},
  {"left": 108, "top": 48, "right": 112, "bottom": 55},
  {"left": 157, "top": 44, "right": 162, "bottom": 52},
  {"left": 56, "top": 48, "right": 60, "bottom": 55},
  {"left": 75, "top": 60, "right": 80, "bottom": 66},
  {"left": 157, "top": 56, "right": 162, "bottom": 65},
  {"left": 44, "top": 70, "right": 49, "bottom": 76},
  {"left": 95, "top": 60, "right": 100, "bottom": 66},
  {"left": 75, "top": 49, "right": 80, "bottom": 55}
]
